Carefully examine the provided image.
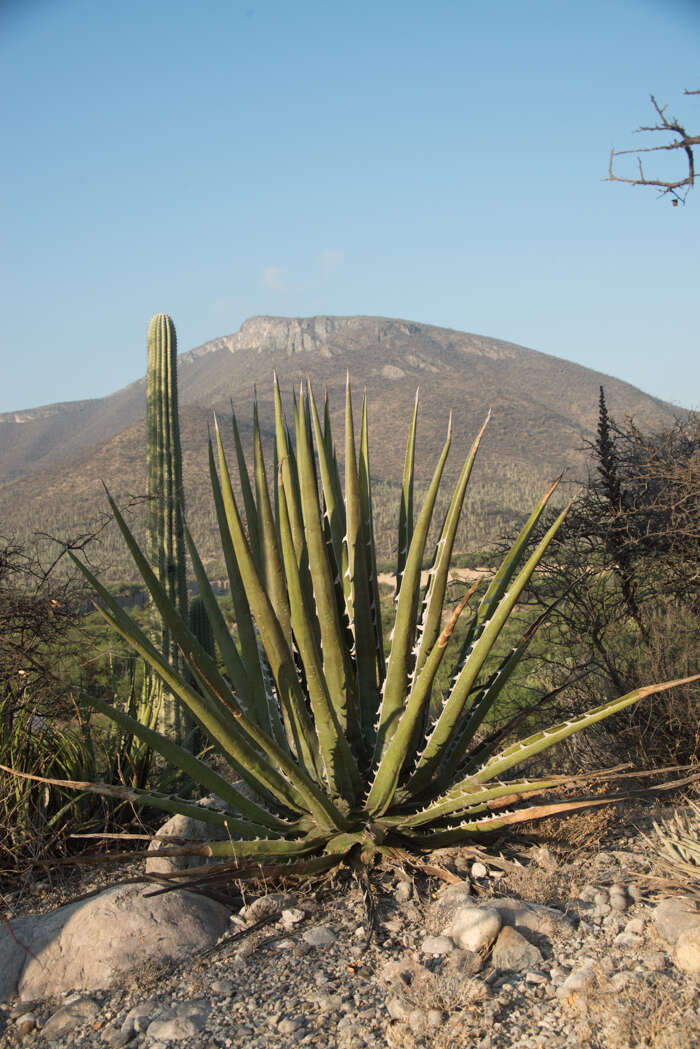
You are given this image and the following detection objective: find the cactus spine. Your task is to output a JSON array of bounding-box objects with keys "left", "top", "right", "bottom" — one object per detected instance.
[{"left": 146, "top": 313, "right": 190, "bottom": 743}]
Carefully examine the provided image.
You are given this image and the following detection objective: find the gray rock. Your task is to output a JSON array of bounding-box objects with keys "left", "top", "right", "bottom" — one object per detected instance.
[
  {"left": 122, "top": 999, "right": 160, "bottom": 1035},
  {"left": 489, "top": 898, "right": 573, "bottom": 939},
  {"left": 653, "top": 896, "right": 700, "bottom": 945},
  {"left": 408, "top": 1008, "right": 427, "bottom": 1036},
  {"left": 14, "top": 1012, "right": 36, "bottom": 1037},
  {"left": 303, "top": 925, "right": 336, "bottom": 947},
  {"left": 614, "top": 931, "right": 642, "bottom": 949},
  {"left": 395, "top": 881, "right": 412, "bottom": 903},
  {"left": 421, "top": 935, "right": 454, "bottom": 956},
  {"left": 673, "top": 927, "right": 700, "bottom": 973},
  {"left": 556, "top": 964, "right": 595, "bottom": 1000},
  {"left": 0, "top": 884, "right": 230, "bottom": 1004},
  {"left": 427, "top": 1009, "right": 445, "bottom": 1028},
  {"left": 278, "top": 1017, "right": 304, "bottom": 1034},
  {"left": 42, "top": 997, "right": 100, "bottom": 1040},
  {"left": 211, "top": 979, "right": 235, "bottom": 995},
  {"left": 609, "top": 884, "right": 630, "bottom": 912},
  {"left": 243, "top": 892, "right": 297, "bottom": 921},
  {"left": 491, "top": 926, "right": 543, "bottom": 972},
  {"left": 426, "top": 880, "right": 473, "bottom": 932},
  {"left": 386, "top": 995, "right": 410, "bottom": 1021},
  {"left": 146, "top": 1017, "right": 201, "bottom": 1041},
  {"left": 146, "top": 799, "right": 229, "bottom": 875},
  {"left": 445, "top": 947, "right": 483, "bottom": 975},
  {"left": 446, "top": 905, "right": 501, "bottom": 952}
]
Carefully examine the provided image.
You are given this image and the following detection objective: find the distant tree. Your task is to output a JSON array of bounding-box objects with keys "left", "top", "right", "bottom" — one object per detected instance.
[
  {"left": 607, "top": 89, "right": 700, "bottom": 204},
  {"left": 530, "top": 394, "right": 699, "bottom": 766}
]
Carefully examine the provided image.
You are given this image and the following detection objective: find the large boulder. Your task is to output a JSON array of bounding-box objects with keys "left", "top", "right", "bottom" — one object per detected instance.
[{"left": 0, "top": 883, "right": 231, "bottom": 1004}]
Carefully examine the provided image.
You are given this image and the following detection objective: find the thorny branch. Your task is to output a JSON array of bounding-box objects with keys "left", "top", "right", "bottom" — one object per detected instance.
[{"left": 607, "top": 90, "right": 700, "bottom": 204}]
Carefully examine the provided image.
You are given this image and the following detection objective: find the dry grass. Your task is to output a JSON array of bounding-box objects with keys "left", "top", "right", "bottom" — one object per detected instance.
[{"left": 568, "top": 973, "right": 700, "bottom": 1049}]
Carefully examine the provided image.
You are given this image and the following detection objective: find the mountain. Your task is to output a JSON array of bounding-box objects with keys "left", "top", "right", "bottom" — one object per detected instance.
[{"left": 0, "top": 315, "right": 680, "bottom": 580}]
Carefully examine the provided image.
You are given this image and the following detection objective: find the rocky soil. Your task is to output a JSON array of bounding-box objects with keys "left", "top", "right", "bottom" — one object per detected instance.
[{"left": 1, "top": 806, "right": 699, "bottom": 1049}]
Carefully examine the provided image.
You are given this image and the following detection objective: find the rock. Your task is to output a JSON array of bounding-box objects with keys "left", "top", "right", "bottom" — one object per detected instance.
[
  {"left": 421, "top": 935, "right": 454, "bottom": 956},
  {"left": 624, "top": 917, "right": 645, "bottom": 935},
  {"left": 491, "top": 926, "right": 543, "bottom": 972},
  {"left": 609, "top": 884, "right": 630, "bottom": 912},
  {"left": 488, "top": 897, "right": 573, "bottom": 940},
  {"left": 303, "top": 925, "right": 336, "bottom": 947},
  {"left": 445, "top": 947, "right": 483, "bottom": 975},
  {"left": 386, "top": 995, "right": 410, "bottom": 1020},
  {"left": 0, "top": 883, "right": 230, "bottom": 1004},
  {"left": 556, "top": 964, "right": 595, "bottom": 1000},
  {"left": 653, "top": 896, "right": 700, "bottom": 945},
  {"left": 278, "top": 1017, "right": 304, "bottom": 1034},
  {"left": 532, "top": 846, "right": 557, "bottom": 871},
  {"left": 243, "top": 893, "right": 297, "bottom": 921},
  {"left": 14, "top": 1012, "right": 36, "bottom": 1036},
  {"left": 146, "top": 798, "right": 229, "bottom": 875},
  {"left": 395, "top": 881, "right": 412, "bottom": 903},
  {"left": 471, "top": 861, "right": 488, "bottom": 879},
  {"left": 122, "top": 1000, "right": 160, "bottom": 1036},
  {"left": 146, "top": 1017, "right": 201, "bottom": 1041},
  {"left": 673, "top": 927, "right": 700, "bottom": 973},
  {"left": 426, "top": 880, "right": 473, "bottom": 932},
  {"left": 427, "top": 1008, "right": 445, "bottom": 1028},
  {"left": 281, "top": 908, "right": 305, "bottom": 927},
  {"left": 446, "top": 905, "right": 501, "bottom": 952},
  {"left": 614, "top": 931, "right": 642, "bottom": 949},
  {"left": 211, "top": 979, "right": 235, "bottom": 995},
  {"left": 42, "top": 996, "right": 100, "bottom": 1040},
  {"left": 408, "top": 1008, "right": 427, "bottom": 1035}
]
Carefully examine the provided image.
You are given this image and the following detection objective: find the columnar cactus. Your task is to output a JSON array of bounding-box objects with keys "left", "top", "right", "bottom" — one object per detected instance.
[{"left": 146, "top": 314, "right": 189, "bottom": 743}]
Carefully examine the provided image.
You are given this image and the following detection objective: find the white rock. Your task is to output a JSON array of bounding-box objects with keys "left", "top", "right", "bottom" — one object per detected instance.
[
  {"left": 446, "top": 905, "right": 502, "bottom": 952},
  {"left": 471, "top": 861, "right": 488, "bottom": 878}
]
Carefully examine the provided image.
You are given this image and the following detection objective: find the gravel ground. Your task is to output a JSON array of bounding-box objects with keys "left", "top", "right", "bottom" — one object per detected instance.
[{"left": 1, "top": 803, "right": 699, "bottom": 1049}]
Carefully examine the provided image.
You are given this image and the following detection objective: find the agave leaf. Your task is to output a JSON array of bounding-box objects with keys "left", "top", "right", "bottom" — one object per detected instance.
[
  {"left": 252, "top": 395, "right": 292, "bottom": 645},
  {"left": 1, "top": 761, "right": 287, "bottom": 838},
  {"left": 406, "top": 499, "right": 573, "bottom": 795},
  {"left": 366, "top": 584, "right": 478, "bottom": 817},
  {"left": 207, "top": 433, "right": 279, "bottom": 740},
  {"left": 449, "top": 477, "right": 562, "bottom": 681},
  {"left": 435, "top": 602, "right": 557, "bottom": 787},
  {"left": 277, "top": 473, "right": 361, "bottom": 800},
  {"left": 294, "top": 385, "right": 359, "bottom": 738},
  {"left": 394, "top": 776, "right": 563, "bottom": 828},
  {"left": 359, "top": 391, "right": 385, "bottom": 683},
  {"left": 308, "top": 381, "right": 346, "bottom": 599},
  {"left": 183, "top": 522, "right": 254, "bottom": 713},
  {"left": 472, "top": 676, "right": 700, "bottom": 784},
  {"left": 396, "top": 388, "right": 419, "bottom": 598},
  {"left": 72, "top": 553, "right": 308, "bottom": 814},
  {"left": 230, "top": 404, "right": 261, "bottom": 571},
  {"left": 414, "top": 411, "right": 490, "bottom": 678},
  {"left": 374, "top": 418, "right": 453, "bottom": 758},
  {"left": 344, "top": 378, "right": 380, "bottom": 744}
]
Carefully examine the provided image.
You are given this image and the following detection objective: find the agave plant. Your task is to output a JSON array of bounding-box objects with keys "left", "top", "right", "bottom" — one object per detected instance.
[{"left": 46, "top": 379, "right": 695, "bottom": 877}]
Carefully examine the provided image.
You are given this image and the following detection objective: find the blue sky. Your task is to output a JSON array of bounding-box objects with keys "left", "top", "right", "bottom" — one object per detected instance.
[{"left": 1, "top": 0, "right": 698, "bottom": 414}]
